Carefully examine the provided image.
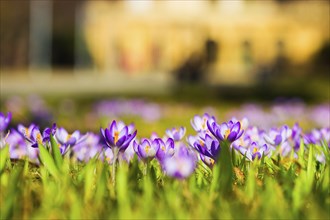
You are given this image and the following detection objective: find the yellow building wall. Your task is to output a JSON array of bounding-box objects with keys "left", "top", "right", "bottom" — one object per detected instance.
[{"left": 82, "top": 0, "right": 329, "bottom": 83}]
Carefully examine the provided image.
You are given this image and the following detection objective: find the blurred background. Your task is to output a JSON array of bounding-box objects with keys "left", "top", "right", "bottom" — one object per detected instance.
[{"left": 0, "top": 0, "right": 329, "bottom": 101}]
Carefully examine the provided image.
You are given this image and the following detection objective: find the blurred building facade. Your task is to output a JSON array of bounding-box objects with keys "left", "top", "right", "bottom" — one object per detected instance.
[{"left": 0, "top": 0, "right": 329, "bottom": 85}]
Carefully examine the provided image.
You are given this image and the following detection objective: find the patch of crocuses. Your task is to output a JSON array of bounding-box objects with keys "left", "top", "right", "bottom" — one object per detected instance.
[{"left": 1, "top": 109, "right": 329, "bottom": 180}]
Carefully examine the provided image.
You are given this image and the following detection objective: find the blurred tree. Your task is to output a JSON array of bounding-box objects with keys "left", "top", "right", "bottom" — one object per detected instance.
[
  {"left": 0, "top": 1, "right": 29, "bottom": 68},
  {"left": 311, "top": 41, "right": 330, "bottom": 76},
  {"left": 51, "top": 1, "right": 78, "bottom": 68},
  {"left": 175, "top": 38, "right": 218, "bottom": 83}
]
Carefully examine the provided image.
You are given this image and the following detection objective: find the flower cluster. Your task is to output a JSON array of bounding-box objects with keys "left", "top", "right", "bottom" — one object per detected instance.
[
  {"left": 95, "top": 99, "right": 162, "bottom": 122},
  {"left": 1, "top": 110, "right": 329, "bottom": 179},
  {"left": 228, "top": 101, "right": 330, "bottom": 129},
  {"left": 3, "top": 121, "right": 89, "bottom": 163}
]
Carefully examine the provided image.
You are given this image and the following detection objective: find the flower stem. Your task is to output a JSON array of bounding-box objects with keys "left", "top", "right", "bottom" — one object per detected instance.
[
  {"left": 143, "top": 161, "right": 150, "bottom": 176},
  {"left": 219, "top": 140, "right": 233, "bottom": 196},
  {"left": 112, "top": 148, "right": 119, "bottom": 186}
]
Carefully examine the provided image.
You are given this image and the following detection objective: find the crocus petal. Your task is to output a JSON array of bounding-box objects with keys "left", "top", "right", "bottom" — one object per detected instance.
[
  {"left": 133, "top": 140, "right": 139, "bottom": 153},
  {"left": 236, "top": 129, "right": 244, "bottom": 140},
  {"left": 263, "top": 134, "right": 275, "bottom": 145},
  {"left": 252, "top": 152, "right": 262, "bottom": 160},
  {"left": 207, "top": 121, "right": 217, "bottom": 137},
  {"left": 215, "top": 129, "right": 224, "bottom": 141},
  {"left": 210, "top": 141, "right": 220, "bottom": 156},
  {"left": 121, "top": 130, "right": 137, "bottom": 150},
  {"left": 227, "top": 131, "right": 237, "bottom": 142},
  {"left": 137, "top": 144, "right": 147, "bottom": 158},
  {"left": 274, "top": 134, "right": 282, "bottom": 145},
  {"left": 76, "top": 133, "right": 89, "bottom": 145},
  {"left": 173, "top": 133, "right": 181, "bottom": 141},
  {"left": 105, "top": 128, "right": 115, "bottom": 147},
  {"left": 31, "top": 143, "right": 39, "bottom": 148},
  {"left": 231, "top": 122, "right": 241, "bottom": 133},
  {"left": 166, "top": 138, "right": 174, "bottom": 150},
  {"left": 116, "top": 121, "right": 126, "bottom": 131},
  {"left": 67, "top": 137, "right": 77, "bottom": 146},
  {"left": 116, "top": 136, "right": 126, "bottom": 148},
  {"left": 180, "top": 127, "right": 186, "bottom": 137},
  {"left": 204, "top": 134, "right": 214, "bottom": 148},
  {"left": 71, "top": 131, "right": 81, "bottom": 140},
  {"left": 109, "top": 120, "right": 117, "bottom": 137},
  {"left": 56, "top": 128, "right": 68, "bottom": 144},
  {"left": 119, "top": 126, "right": 128, "bottom": 139},
  {"left": 219, "top": 123, "right": 229, "bottom": 136},
  {"left": 191, "top": 116, "right": 202, "bottom": 131},
  {"left": 165, "top": 130, "right": 173, "bottom": 139},
  {"left": 100, "top": 128, "right": 105, "bottom": 138}
]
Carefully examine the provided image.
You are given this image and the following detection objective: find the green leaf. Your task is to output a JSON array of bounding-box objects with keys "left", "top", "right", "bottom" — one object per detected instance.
[
  {"left": 50, "top": 134, "right": 63, "bottom": 169},
  {"left": 306, "top": 145, "right": 315, "bottom": 191},
  {"left": 210, "top": 162, "right": 220, "bottom": 194},
  {"left": 219, "top": 140, "right": 233, "bottom": 196},
  {"left": 94, "top": 162, "right": 107, "bottom": 205},
  {"left": 84, "top": 160, "right": 95, "bottom": 202},
  {"left": 1, "top": 165, "right": 23, "bottom": 220},
  {"left": 246, "top": 163, "right": 256, "bottom": 201},
  {"left": 298, "top": 139, "right": 305, "bottom": 164},
  {"left": 117, "top": 163, "right": 131, "bottom": 218},
  {"left": 38, "top": 143, "right": 60, "bottom": 179},
  {"left": 0, "top": 145, "right": 9, "bottom": 174}
]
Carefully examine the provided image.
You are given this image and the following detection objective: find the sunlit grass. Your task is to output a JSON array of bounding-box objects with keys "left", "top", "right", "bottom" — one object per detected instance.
[
  {"left": 1, "top": 138, "right": 329, "bottom": 219},
  {"left": 0, "top": 97, "right": 329, "bottom": 219}
]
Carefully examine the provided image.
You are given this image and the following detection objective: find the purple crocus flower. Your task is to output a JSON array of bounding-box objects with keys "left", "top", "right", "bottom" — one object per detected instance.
[
  {"left": 94, "top": 99, "right": 162, "bottom": 122},
  {"left": 162, "top": 145, "right": 196, "bottom": 179},
  {"left": 230, "top": 117, "right": 249, "bottom": 131},
  {"left": 17, "top": 124, "right": 44, "bottom": 148},
  {"left": 305, "top": 127, "right": 330, "bottom": 148},
  {"left": 235, "top": 142, "right": 270, "bottom": 161},
  {"left": 155, "top": 138, "right": 175, "bottom": 161},
  {"left": 103, "top": 148, "right": 114, "bottom": 164},
  {"left": 263, "top": 125, "right": 292, "bottom": 146},
  {"left": 0, "top": 112, "right": 12, "bottom": 133},
  {"left": 278, "top": 141, "right": 296, "bottom": 157},
  {"left": 119, "top": 143, "right": 136, "bottom": 163},
  {"left": 304, "top": 129, "right": 321, "bottom": 145},
  {"left": 100, "top": 120, "right": 137, "bottom": 153},
  {"left": 6, "top": 129, "right": 27, "bottom": 159},
  {"left": 165, "top": 127, "right": 186, "bottom": 142},
  {"left": 72, "top": 133, "right": 103, "bottom": 162},
  {"left": 232, "top": 136, "right": 252, "bottom": 153},
  {"left": 101, "top": 141, "right": 136, "bottom": 164},
  {"left": 199, "top": 154, "right": 215, "bottom": 168},
  {"left": 8, "top": 128, "right": 39, "bottom": 162},
  {"left": 133, "top": 138, "right": 160, "bottom": 161},
  {"left": 55, "top": 127, "right": 88, "bottom": 154},
  {"left": 100, "top": 120, "right": 137, "bottom": 167},
  {"left": 189, "top": 133, "right": 220, "bottom": 161},
  {"left": 290, "top": 123, "right": 303, "bottom": 150},
  {"left": 191, "top": 113, "right": 215, "bottom": 133},
  {"left": 17, "top": 124, "right": 36, "bottom": 141},
  {"left": 232, "top": 125, "right": 268, "bottom": 153},
  {"left": 42, "top": 123, "right": 57, "bottom": 143},
  {"left": 207, "top": 119, "right": 244, "bottom": 142},
  {"left": 320, "top": 128, "right": 330, "bottom": 148},
  {"left": 309, "top": 104, "right": 330, "bottom": 128}
]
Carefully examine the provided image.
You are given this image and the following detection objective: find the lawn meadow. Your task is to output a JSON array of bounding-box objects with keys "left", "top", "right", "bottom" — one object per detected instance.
[{"left": 0, "top": 96, "right": 329, "bottom": 219}]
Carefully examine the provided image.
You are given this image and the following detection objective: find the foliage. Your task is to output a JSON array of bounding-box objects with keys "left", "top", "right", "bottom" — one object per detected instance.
[{"left": 0, "top": 140, "right": 329, "bottom": 219}]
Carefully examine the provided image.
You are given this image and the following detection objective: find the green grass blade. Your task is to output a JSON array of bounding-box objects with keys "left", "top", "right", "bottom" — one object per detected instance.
[
  {"left": 219, "top": 140, "right": 233, "bottom": 196},
  {"left": 306, "top": 144, "right": 315, "bottom": 191},
  {"left": 0, "top": 145, "right": 9, "bottom": 174},
  {"left": 50, "top": 134, "right": 63, "bottom": 169},
  {"left": 38, "top": 143, "right": 60, "bottom": 179}
]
